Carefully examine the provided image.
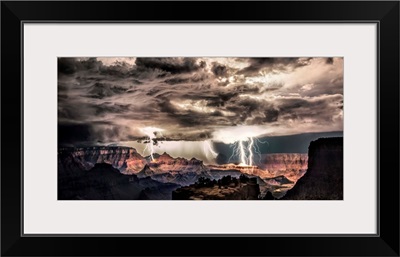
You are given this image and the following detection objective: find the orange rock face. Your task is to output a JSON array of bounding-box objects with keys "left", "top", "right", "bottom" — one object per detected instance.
[
  {"left": 259, "top": 153, "right": 308, "bottom": 182},
  {"left": 208, "top": 153, "right": 308, "bottom": 182}
]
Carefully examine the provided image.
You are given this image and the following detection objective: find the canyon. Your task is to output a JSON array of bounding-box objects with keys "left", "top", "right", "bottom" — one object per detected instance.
[{"left": 58, "top": 137, "right": 342, "bottom": 200}]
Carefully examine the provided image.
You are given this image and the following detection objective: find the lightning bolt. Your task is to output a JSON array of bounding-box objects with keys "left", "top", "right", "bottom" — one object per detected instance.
[
  {"left": 238, "top": 140, "right": 247, "bottom": 165},
  {"left": 228, "top": 140, "right": 241, "bottom": 164},
  {"left": 254, "top": 138, "right": 269, "bottom": 164},
  {"left": 140, "top": 127, "right": 164, "bottom": 162},
  {"left": 248, "top": 137, "right": 254, "bottom": 166},
  {"left": 227, "top": 137, "right": 268, "bottom": 166},
  {"left": 203, "top": 140, "right": 218, "bottom": 160}
]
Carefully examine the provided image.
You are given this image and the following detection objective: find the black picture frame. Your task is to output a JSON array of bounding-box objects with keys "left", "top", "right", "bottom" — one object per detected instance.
[{"left": 1, "top": 1, "right": 399, "bottom": 256}]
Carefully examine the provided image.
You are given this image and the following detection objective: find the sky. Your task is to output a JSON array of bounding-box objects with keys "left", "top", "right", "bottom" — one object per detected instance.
[{"left": 58, "top": 57, "right": 343, "bottom": 162}]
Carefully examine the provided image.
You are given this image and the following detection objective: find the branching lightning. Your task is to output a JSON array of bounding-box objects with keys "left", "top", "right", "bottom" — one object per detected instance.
[
  {"left": 138, "top": 126, "right": 268, "bottom": 166},
  {"left": 254, "top": 138, "right": 269, "bottom": 164},
  {"left": 228, "top": 137, "right": 268, "bottom": 166}
]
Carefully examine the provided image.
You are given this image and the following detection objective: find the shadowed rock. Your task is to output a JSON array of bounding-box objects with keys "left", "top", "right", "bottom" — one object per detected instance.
[
  {"left": 172, "top": 175, "right": 260, "bottom": 200},
  {"left": 282, "top": 137, "right": 343, "bottom": 200},
  {"left": 58, "top": 162, "right": 179, "bottom": 200}
]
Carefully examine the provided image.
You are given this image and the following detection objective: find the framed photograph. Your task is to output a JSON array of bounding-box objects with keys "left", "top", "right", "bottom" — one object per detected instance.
[{"left": 1, "top": 1, "right": 399, "bottom": 256}]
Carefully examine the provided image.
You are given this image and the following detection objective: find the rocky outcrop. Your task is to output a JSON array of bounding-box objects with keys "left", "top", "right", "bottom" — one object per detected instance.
[
  {"left": 148, "top": 152, "right": 208, "bottom": 174},
  {"left": 172, "top": 175, "right": 260, "bottom": 200},
  {"left": 134, "top": 152, "right": 212, "bottom": 185},
  {"left": 135, "top": 164, "right": 155, "bottom": 178},
  {"left": 262, "top": 175, "right": 295, "bottom": 199},
  {"left": 282, "top": 137, "right": 343, "bottom": 200},
  {"left": 58, "top": 163, "right": 180, "bottom": 200}
]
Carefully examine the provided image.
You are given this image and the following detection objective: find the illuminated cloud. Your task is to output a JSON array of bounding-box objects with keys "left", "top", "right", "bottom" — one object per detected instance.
[{"left": 211, "top": 125, "right": 269, "bottom": 144}]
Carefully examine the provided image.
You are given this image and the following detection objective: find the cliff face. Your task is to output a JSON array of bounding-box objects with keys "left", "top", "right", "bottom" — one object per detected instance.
[
  {"left": 59, "top": 146, "right": 147, "bottom": 174},
  {"left": 260, "top": 153, "right": 308, "bottom": 181},
  {"left": 59, "top": 147, "right": 207, "bottom": 176},
  {"left": 262, "top": 175, "right": 295, "bottom": 199},
  {"left": 147, "top": 152, "right": 207, "bottom": 174},
  {"left": 58, "top": 143, "right": 336, "bottom": 200},
  {"left": 208, "top": 153, "right": 307, "bottom": 182},
  {"left": 58, "top": 163, "right": 180, "bottom": 200},
  {"left": 132, "top": 152, "right": 211, "bottom": 186},
  {"left": 206, "top": 154, "right": 308, "bottom": 199},
  {"left": 58, "top": 147, "right": 211, "bottom": 199},
  {"left": 282, "top": 137, "right": 343, "bottom": 200}
]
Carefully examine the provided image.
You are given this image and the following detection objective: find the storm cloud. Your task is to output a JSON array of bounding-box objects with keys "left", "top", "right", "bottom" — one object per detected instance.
[
  {"left": 237, "top": 57, "right": 313, "bottom": 76},
  {"left": 58, "top": 57, "right": 343, "bottom": 146}
]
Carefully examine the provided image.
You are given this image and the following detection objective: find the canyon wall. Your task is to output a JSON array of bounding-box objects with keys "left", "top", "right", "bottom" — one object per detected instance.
[
  {"left": 146, "top": 152, "right": 208, "bottom": 174},
  {"left": 58, "top": 142, "right": 339, "bottom": 200},
  {"left": 58, "top": 162, "right": 180, "bottom": 200},
  {"left": 259, "top": 153, "right": 308, "bottom": 181},
  {"left": 59, "top": 146, "right": 147, "bottom": 174},
  {"left": 58, "top": 147, "right": 207, "bottom": 175},
  {"left": 282, "top": 137, "right": 343, "bottom": 200}
]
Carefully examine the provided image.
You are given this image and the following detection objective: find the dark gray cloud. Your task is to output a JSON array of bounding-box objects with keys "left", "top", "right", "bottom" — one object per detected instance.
[
  {"left": 264, "top": 108, "right": 280, "bottom": 122},
  {"left": 157, "top": 98, "right": 233, "bottom": 128},
  {"left": 211, "top": 62, "right": 228, "bottom": 77},
  {"left": 135, "top": 57, "right": 203, "bottom": 74},
  {"left": 276, "top": 95, "right": 343, "bottom": 123},
  {"left": 237, "top": 57, "right": 312, "bottom": 76},
  {"left": 58, "top": 121, "right": 140, "bottom": 146},
  {"left": 86, "top": 82, "right": 127, "bottom": 99},
  {"left": 58, "top": 57, "right": 104, "bottom": 75}
]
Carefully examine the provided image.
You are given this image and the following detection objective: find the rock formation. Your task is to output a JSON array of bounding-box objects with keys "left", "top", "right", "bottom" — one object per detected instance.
[
  {"left": 282, "top": 137, "right": 343, "bottom": 200},
  {"left": 58, "top": 162, "right": 180, "bottom": 200},
  {"left": 147, "top": 152, "right": 208, "bottom": 174},
  {"left": 207, "top": 153, "right": 307, "bottom": 182},
  {"left": 172, "top": 175, "right": 260, "bottom": 200},
  {"left": 58, "top": 147, "right": 212, "bottom": 199},
  {"left": 206, "top": 153, "right": 307, "bottom": 199},
  {"left": 59, "top": 146, "right": 147, "bottom": 174},
  {"left": 259, "top": 153, "right": 308, "bottom": 181}
]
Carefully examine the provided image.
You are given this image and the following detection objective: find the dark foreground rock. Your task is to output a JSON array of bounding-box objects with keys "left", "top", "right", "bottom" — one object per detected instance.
[
  {"left": 58, "top": 163, "right": 180, "bottom": 200},
  {"left": 172, "top": 175, "right": 260, "bottom": 200},
  {"left": 282, "top": 137, "right": 343, "bottom": 200}
]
